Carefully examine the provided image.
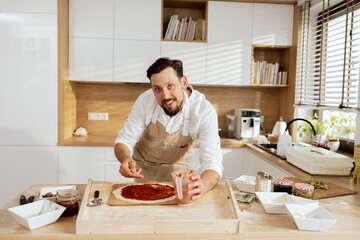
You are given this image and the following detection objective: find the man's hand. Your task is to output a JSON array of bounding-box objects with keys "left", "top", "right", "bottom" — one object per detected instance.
[
  {"left": 119, "top": 158, "right": 144, "bottom": 179},
  {"left": 187, "top": 170, "right": 220, "bottom": 200}
]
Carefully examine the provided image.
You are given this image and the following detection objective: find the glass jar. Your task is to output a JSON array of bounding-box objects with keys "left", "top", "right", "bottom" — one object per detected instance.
[
  {"left": 56, "top": 189, "right": 80, "bottom": 217},
  {"left": 273, "top": 178, "right": 293, "bottom": 195},
  {"left": 293, "top": 183, "right": 314, "bottom": 199}
]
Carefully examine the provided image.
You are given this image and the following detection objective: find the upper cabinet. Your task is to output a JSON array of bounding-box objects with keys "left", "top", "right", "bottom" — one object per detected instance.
[
  {"left": 114, "top": 0, "right": 161, "bottom": 40},
  {"left": 69, "top": 0, "right": 113, "bottom": 38},
  {"left": 161, "top": 41, "right": 206, "bottom": 85},
  {"left": 207, "top": 1, "right": 253, "bottom": 44},
  {"left": 252, "top": 3, "right": 294, "bottom": 46}
]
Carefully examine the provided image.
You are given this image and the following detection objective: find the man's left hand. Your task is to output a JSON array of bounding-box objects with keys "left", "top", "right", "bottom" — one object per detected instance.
[{"left": 187, "top": 174, "right": 205, "bottom": 200}]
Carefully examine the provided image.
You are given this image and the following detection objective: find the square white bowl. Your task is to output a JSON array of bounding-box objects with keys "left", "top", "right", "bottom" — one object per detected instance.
[
  {"left": 285, "top": 203, "right": 336, "bottom": 231},
  {"left": 39, "top": 185, "right": 76, "bottom": 201},
  {"left": 8, "top": 199, "right": 65, "bottom": 230},
  {"left": 234, "top": 175, "right": 256, "bottom": 193},
  {"left": 255, "top": 192, "right": 297, "bottom": 214}
]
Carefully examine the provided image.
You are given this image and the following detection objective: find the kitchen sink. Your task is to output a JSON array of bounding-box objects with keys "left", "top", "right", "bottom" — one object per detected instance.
[{"left": 254, "top": 143, "right": 287, "bottom": 160}]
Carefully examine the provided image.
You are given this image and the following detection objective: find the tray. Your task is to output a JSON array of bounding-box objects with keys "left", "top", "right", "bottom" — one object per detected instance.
[{"left": 76, "top": 179, "right": 241, "bottom": 234}]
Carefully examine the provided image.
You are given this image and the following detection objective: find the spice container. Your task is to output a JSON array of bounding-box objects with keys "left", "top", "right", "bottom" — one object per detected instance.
[
  {"left": 56, "top": 189, "right": 80, "bottom": 216},
  {"left": 273, "top": 178, "right": 293, "bottom": 195},
  {"left": 293, "top": 183, "right": 314, "bottom": 199}
]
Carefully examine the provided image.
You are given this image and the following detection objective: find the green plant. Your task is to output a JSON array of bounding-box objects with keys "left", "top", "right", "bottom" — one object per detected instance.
[
  {"left": 326, "top": 111, "right": 356, "bottom": 141},
  {"left": 297, "top": 113, "right": 328, "bottom": 138}
]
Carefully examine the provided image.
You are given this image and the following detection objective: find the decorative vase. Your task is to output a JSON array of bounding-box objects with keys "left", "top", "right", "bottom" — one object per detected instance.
[{"left": 328, "top": 140, "right": 340, "bottom": 152}]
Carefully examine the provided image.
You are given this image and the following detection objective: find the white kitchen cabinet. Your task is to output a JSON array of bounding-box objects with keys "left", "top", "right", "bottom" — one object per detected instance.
[
  {"left": 69, "top": 38, "right": 113, "bottom": 82},
  {"left": 105, "top": 147, "right": 134, "bottom": 182},
  {"left": 206, "top": 43, "right": 251, "bottom": 86},
  {"left": 58, "top": 147, "right": 105, "bottom": 184},
  {"left": 69, "top": 0, "right": 113, "bottom": 39},
  {"left": 161, "top": 42, "right": 206, "bottom": 85},
  {"left": 0, "top": 0, "right": 57, "bottom": 13},
  {"left": 0, "top": 9, "right": 57, "bottom": 145},
  {"left": 221, "top": 148, "right": 245, "bottom": 182},
  {"left": 0, "top": 147, "right": 58, "bottom": 208},
  {"left": 114, "top": 0, "right": 161, "bottom": 40},
  {"left": 114, "top": 40, "right": 160, "bottom": 83},
  {"left": 207, "top": 1, "right": 253, "bottom": 44},
  {"left": 243, "top": 149, "right": 294, "bottom": 178},
  {"left": 252, "top": 3, "right": 294, "bottom": 46}
]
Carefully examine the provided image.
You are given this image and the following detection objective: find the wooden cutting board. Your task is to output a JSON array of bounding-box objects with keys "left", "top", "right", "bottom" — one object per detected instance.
[
  {"left": 108, "top": 182, "right": 177, "bottom": 206},
  {"left": 286, "top": 177, "right": 357, "bottom": 200}
]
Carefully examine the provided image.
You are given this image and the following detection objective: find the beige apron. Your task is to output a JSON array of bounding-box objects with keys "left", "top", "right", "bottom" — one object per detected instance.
[{"left": 132, "top": 91, "right": 193, "bottom": 182}]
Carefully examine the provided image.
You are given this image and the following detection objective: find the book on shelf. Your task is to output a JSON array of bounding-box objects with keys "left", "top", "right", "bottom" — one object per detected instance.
[
  {"left": 202, "top": 19, "right": 206, "bottom": 41},
  {"left": 196, "top": 18, "right": 203, "bottom": 40},
  {"left": 253, "top": 60, "right": 287, "bottom": 85},
  {"left": 164, "top": 15, "right": 206, "bottom": 41}
]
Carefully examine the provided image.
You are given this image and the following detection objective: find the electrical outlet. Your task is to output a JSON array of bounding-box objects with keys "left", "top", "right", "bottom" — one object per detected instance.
[{"left": 88, "top": 112, "right": 109, "bottom": 120}]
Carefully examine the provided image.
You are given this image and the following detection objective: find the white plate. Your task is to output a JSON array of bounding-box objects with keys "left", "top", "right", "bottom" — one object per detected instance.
[
  {"left": 39, "top": 185, "right": 76, "bottom": 201},
  {"left": 255, "top": 192, "right": 319, "bottom": 214},
  {"left": 234, "top": 175, "right": 256, "bottom": 193},
  {"left": 285, "top": 203, "right": 336, "bottom": 231},
  {"left": 8, "top": 199, "right": 65, "bottom": 230}
]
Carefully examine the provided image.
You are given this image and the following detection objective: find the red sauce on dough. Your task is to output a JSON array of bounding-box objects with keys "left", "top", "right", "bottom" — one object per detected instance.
[{"left": 121, "top": 184, "right": 175, "bottom": 201}]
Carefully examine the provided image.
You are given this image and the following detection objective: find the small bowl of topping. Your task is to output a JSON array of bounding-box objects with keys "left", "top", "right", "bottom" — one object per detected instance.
[
  {"left": 39, "top": 186, "right": 77, "bottom": 202},
  {"left": 234, "top": 175, "right": 256, "bottom": 193},
  {"left": 285, "top": 203, "right": 336, "bottom": 231}
]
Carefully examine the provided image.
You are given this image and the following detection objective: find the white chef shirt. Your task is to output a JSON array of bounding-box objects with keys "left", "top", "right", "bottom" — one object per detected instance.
[{"left": 115, "top": 86, "right": 223, "bottom": 177}]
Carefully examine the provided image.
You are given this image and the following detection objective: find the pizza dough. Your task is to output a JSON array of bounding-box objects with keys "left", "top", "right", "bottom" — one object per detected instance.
[{"left": 112, "top": 183, "right": 175, "bottom": 204}]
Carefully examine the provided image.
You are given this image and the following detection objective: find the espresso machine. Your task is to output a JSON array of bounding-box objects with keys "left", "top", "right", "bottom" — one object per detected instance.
[{"left": 234, "top": 109, "right": 261, "bottom": 139}]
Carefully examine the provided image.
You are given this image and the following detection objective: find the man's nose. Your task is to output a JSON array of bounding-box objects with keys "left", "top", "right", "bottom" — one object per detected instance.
[{"left": 162, "top": 88, "right": 171, "bottom": 99}]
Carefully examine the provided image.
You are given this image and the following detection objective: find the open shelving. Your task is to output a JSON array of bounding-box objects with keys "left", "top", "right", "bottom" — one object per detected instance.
[{"left": 162, "top": 0, "right": 208, "bottom": 42}]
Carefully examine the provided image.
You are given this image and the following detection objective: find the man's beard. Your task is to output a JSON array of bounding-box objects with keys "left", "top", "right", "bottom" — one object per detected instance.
[{"left": 161, "top": 98, "right": 184, "bottom": 117}]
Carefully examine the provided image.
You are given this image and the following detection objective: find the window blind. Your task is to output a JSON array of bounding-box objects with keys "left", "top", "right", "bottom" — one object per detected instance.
[{"left": 295, "top": 0, "right": 360, "bottom": 111}]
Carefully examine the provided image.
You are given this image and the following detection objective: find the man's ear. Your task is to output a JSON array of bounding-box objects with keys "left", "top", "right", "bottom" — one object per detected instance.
[{"left": 181, "top": 76, "right": 188, "bottom": 90}]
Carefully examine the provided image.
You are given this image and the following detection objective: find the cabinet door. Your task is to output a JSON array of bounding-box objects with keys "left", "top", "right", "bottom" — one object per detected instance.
[
  {"left": 161, "top": 42, "right": 206, "bottom": 85},
  {"left": 69, "top": 38, "right": 113, "bottom": 82},
  {"left": 221, "top": 148, "right": 245, "bottom": 182},
  {"left": 114, "top": 40, "right": 160, "bottom": 83},
  {"left": 0, "top": 11, "right": 58, "bottom": 145},
  {"left": 104, "top": 147, "right": 134, "bottom": 182},
  {"left": 252, "top": 3, "right": 294, "bottom": 46},
  {"left": 207, "top": 1, "right": 253, "bottom": 44},
  {"left": 114, "top": 0, "right": 161, "bottom": 40},
  {"left": 0, "top": 147, "right": 58, "bottom": 208},
  {"left": 69, "top": 0, "right": 113, "bottom": 38},
  {"left": 0, "top": 0, "right": 57, "bottom": 13},
  {"left": 58, "top": 147, "right": 105, "bottom": 184},
  {"left": 206, "top": 43, "right": 251, "bottom": 86},
  {"left": 243, "top": 149, "right": 294, "bottom": 178}
]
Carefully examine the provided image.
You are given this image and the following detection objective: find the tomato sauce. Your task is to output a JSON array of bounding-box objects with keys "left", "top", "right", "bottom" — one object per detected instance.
[{"left": 121, "top": 184, "right": 174, "bottom": 201}]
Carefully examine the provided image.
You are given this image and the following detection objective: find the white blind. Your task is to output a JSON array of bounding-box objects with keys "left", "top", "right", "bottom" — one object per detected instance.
[{"left": 295, "top": 0, "right": 360, "bottom": 111}]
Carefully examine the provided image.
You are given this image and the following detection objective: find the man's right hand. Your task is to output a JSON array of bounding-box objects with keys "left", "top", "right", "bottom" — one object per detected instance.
[{"left": 119, "top": 158, "right": 144, "bottom": 179}]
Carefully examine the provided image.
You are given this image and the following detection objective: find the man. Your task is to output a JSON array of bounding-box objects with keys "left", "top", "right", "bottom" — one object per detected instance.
[{"left": 114, "top": 57, "right": 222, "bottom": 200}]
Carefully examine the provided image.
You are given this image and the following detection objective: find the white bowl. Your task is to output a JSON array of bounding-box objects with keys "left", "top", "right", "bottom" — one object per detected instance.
[
  {"left": 285, "top": 204, "right": 336, "bottom": 231},
  {"left": 8, "top": 199, "right": 65, "bottom": 230},
  {"left": 234, "top": 175, "right": 256, "bottom": 193},
  {"left": 255, "top": 192, "right": 297, "bottom": 214}
]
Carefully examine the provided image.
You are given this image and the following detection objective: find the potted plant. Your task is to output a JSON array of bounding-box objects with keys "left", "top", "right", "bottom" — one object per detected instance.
[
  {"left": 297, "top": 113, "right": 329, "bottom": 144},
  {"left": 326, "top": 112, "right": 356, "bottom": 151}
]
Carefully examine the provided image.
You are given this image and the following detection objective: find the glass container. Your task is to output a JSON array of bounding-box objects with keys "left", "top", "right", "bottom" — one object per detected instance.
[
  {"left": 293, "top": 183, "right": 314, "bottom": 199},
  {"left": 56, "top": 189, "right": 80, "bottom": 217},
  {"left": 273, "top": 178, "right": 293, "bottom": 195}
]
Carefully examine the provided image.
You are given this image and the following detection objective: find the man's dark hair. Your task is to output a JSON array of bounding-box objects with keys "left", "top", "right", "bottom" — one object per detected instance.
[{"left": 147, "top": 57, "right": 183, "bottom": 80}]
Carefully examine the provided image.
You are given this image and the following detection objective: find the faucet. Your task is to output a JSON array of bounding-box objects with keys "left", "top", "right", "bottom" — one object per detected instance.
[{"left": 285, "top": 118, "right": 317, "bottom": 145}]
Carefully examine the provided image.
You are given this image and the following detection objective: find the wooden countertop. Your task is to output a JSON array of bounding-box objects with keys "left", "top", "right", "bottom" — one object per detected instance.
[{"left": 1, "top": 139, "right": 359, "bottom": 239}]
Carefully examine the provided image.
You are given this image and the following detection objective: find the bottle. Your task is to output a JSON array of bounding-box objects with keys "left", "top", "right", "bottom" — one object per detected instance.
[
  {"left": 56, "top": 189, "right": 80, "bottom": 217},
  {"left": 277, "top": 132, "right": 292, "bottom": 157}
]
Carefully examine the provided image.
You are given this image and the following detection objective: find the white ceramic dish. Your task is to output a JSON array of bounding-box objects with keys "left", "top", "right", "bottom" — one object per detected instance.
[
  {"left": 39, "top": 185, "right": 76, "bottom": 201},
  {"left": 234, "top": 175, "right": 256, "bottom": 193},
  {"left": 8, "top": 199, "right": 65, "bottom": 230},
  {"left": 255, "top": 192, "right": 319, "bottom": 214},
  {"left": 285, "top": 203, "right": 336, "bottom": 231}
]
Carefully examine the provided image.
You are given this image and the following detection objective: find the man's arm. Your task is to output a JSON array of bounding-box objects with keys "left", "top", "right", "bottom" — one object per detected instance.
[
  {"left": 115, "top": 143, "right": 143, "bottom": 178},
  {"left": 187, "top": 169, "right": 220, "bottom": 200}
]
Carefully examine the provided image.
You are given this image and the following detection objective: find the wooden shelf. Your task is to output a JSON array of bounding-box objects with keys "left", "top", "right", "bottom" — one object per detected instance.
[
  {"left": 251, "top": 45, "right": 291, "bottom": 87},
  {"left": 162, "top": 0, "right": 208, "bottom": 42}
]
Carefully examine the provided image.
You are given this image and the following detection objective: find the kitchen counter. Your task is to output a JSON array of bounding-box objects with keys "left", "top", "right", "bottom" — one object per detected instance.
[{"left": 2, "top": 138, "right": 359, "bottom": 239}]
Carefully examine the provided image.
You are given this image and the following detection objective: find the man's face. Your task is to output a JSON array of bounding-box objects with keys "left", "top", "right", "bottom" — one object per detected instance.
[{"left": 150, "top": 67, "right": 188, "bottom": 117}]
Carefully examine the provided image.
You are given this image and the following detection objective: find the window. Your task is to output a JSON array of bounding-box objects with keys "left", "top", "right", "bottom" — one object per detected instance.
[{"left": 295, "top": 0, "right": 360, "bottom": 110}]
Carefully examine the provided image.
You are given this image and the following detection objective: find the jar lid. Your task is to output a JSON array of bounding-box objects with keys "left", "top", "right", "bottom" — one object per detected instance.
[
  {"left": 294, "top": 183, "right": 314, "bottom": 191},
  {"left": 273, "top": 178, "right": 293, "bottom": 186}
]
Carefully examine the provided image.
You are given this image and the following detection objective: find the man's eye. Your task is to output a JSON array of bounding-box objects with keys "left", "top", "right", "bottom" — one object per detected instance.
[
  {"left": 154, "top": 88, "right": 161, "bottom": 92},
  {"left": 167, "top": 85, "right": 173, "bottom": 89}
]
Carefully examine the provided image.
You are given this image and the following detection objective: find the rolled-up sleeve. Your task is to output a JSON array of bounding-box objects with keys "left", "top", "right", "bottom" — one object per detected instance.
[
  {"left": 197, "top": 104, "right": 223, "bottom": 178},
  {"left": 115, "top": 91, "right": 153, "bottom": 153}
]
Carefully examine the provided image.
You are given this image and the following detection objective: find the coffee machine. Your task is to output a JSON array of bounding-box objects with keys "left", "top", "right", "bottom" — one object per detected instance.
[{"left": 234, "top": 109, "right": 261, "bottom": 139}]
